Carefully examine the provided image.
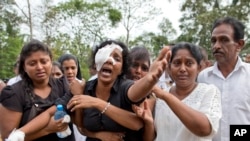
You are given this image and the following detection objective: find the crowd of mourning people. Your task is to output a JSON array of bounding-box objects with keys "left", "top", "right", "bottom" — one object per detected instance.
[{"left": 0, "top": 16, "right": 250, "bottom": 141}]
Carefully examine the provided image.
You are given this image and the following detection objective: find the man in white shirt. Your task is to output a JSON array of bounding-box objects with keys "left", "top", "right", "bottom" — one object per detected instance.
[
  {"left": 7, "top": 61, "right": 22, "bottom": 85},
  {"left": 198, "top": 17, "right": 250, "bottom": 141}
]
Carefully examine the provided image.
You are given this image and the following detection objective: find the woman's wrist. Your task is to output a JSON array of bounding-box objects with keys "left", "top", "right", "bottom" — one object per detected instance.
[
  {"left": 146, "top": 73, "right": 159, "bottom": 85},
  {"left": 94, "top": 131, "right": 101, "bottom": 139},
  {"left": 144, "top": 117, "right": 154, "bottom": 125},
  {"left": 101, "top": 102, "right": 110, "bottom": 114},
  {"left": 95, "top": 99, "right": 109, "bottom": 112}
]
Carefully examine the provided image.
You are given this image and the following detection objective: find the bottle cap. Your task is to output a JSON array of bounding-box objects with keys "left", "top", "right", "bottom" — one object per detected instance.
[{"left": 57, "top": 104, "right": 63, "bottom": 111}]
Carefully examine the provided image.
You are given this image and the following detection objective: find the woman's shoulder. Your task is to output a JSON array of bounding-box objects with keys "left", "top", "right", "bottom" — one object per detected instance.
[
  {"left": 1, "top": 81, "right": 24, "bottom": 97},
  {"left": 49, "top": 77, "right": 68, "bottom": 88},
  {"left": 199, "top": 83, "right": 217, "bottom": 89},
  {"left": 0, "top": 81, "right": 26, "bottom": 111},
  {"left": 0, "top": 85, "right": 15, "bottom": 101},
  {"left": 198, "top": 83, "right": 218, "bottom": 90},
  {"left": 112, "top": 78, "right": 134, "bottom": 91},
  {"left": 117, "top": 77, "right": 134, "bottom": 85},
  {"left": 196, "top": 83, "right": 220, "bottom": 96},
  {"left": 50, "top": 76, "right": 63, "bottom": 84}
]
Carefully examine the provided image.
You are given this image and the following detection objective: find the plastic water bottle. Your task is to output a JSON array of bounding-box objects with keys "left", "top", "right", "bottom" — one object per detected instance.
[{"left": 54, "top": 104, "right": 72, "bottom": 138}]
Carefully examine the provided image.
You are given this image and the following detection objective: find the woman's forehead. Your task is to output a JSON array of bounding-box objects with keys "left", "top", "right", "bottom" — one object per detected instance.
[{"left": 24, "top": 51, "right": 51, "bottom": 61}]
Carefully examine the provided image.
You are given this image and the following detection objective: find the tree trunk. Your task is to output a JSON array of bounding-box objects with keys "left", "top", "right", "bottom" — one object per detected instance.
[{"left": 27, "top": 0, "right": 33, "bottom": 39}]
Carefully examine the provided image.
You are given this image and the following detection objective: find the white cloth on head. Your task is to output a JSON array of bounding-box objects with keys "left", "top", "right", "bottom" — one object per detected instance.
[
  {"left": 154, "top": 83, "right": 221, "bottom": 141},
  {"left": 198, "top": 57, "right": 250, "bottom": 141},
  {"left": 95, "top": 43, "right": 123, "bottom": 71}
]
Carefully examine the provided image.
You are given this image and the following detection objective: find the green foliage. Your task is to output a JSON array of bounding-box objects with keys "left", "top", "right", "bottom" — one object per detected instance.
[
  {"left": 129, "top": 16, "right": 176, "bottom": 58},
  {"left": 110, "top": 0, "right": 162, "bottom": 46},
  {"left": 108, "top": 8, "right": 122, "bottom": 26},
  {"left": 44, "top": 0, "right": 122, "bottom": 43},
  {"left": 0, "top": 1, "right": 24, "bottom": 79},
  {"left": 157, "top": 18, "right": 177, "bottom": 46},
  {"left": 47, "top": 34, "right": 94, "bottom": 80},
  {"left": 178, "top": 0, "right": 250, "bottom": 59},
  {"left": 41, "top": 0, "right": 122, "bottom": 79},
  {"left": 130, "top": 32, "right": 169, "bottom": 59},
  {"left": 0, "top": 33, "right": 23, "bottom": 79},
  {"left": 3, "top": 0, "right": 250, "bottom": 80},
  {"left": 158, "top": 18, "right": 177, "bottom": 40}
]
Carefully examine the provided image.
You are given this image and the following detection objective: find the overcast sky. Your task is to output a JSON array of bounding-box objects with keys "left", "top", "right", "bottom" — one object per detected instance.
[
  {"left": 109, "top": 0, "right": 182, "bottom": 39},
  {"left": 154, "top": 0, "right": 182, "bottom": 34},
  {"left": 15, "top": 0, "right": 182, "bottom": 40}
]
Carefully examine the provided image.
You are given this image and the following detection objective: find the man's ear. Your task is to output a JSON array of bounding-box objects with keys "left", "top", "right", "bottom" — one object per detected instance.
[
  {"left": 236, "top": 39, "right": 245, "bottom": 52},
  {"left": 205, "top": 60, "right": 211, "bottom": 67}
]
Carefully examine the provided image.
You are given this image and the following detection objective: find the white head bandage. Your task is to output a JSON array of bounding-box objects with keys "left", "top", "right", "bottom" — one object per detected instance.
[{"left": 95, "top": 43, "right": 123, "bottom": 71}]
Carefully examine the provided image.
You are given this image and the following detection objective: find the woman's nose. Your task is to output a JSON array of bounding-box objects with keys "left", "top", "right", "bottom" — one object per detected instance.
[
  {"left": 36, "top": 63, "right": 43, "bottom": 69},
  {"left": 179, "top": 64, "right": 186, "bottom": 72},
  {"left": 135, "top": 67, "right": 142, "bottom": 74},
  {"left": 106, "top": 57, "right": 115, "bottom": 65}
]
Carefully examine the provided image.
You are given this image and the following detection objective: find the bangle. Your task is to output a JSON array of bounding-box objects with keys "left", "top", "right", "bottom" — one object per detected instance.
[{"left": 101, "top": 102, "right": 110, "bottom": 114}]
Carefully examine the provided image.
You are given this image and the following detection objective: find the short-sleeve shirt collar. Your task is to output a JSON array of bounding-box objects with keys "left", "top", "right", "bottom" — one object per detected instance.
[
  {"left": 86, "top": 78, "right": 121, "bottom": 94},
  {"left": 212, "top": 56, "right": 245, "bottom": 79}
]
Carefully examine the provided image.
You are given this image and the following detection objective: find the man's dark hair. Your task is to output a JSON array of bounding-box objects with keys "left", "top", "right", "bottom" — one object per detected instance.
[{"left": 211, "top": 17, "right": 245, "bottom": 41}]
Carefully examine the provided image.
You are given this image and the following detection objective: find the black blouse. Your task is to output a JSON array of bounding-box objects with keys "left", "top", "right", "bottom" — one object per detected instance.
[
  {"left": 83, "top": 78, "right": 144, "bottom": 141},
  {"left": 0, "top": 77, "right": 75, "bottom": 141}
]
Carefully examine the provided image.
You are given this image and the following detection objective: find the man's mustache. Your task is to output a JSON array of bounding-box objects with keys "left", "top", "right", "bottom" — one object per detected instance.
[{"left": 213, "top": 50, "right": 223, "bottom": 54}]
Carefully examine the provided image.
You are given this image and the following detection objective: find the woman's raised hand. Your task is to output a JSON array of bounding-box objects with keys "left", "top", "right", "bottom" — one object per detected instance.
[{"left": 148, "top": 46, "right": 171, "bottom": 82}]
